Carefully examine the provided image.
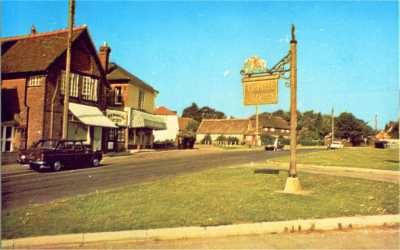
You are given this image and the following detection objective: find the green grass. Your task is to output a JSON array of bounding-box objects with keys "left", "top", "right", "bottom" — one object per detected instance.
[
  {"left": 273, "top": 147, "right": 399, "bottom": 171},
  {"left": 2, "top": 166, "right": 398, "bottom": 239}
]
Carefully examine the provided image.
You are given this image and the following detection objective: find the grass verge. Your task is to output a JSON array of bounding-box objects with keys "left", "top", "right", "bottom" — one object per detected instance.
[
  {"left": 2, "top": 165, "right": 398, "bottom": 239},
  {"left": 272, "top": 147, "right": 399, "bottom": 171}
]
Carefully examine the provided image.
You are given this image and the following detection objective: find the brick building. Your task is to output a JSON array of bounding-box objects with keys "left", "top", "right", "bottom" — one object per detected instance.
[
  {"left": 1, "top": 26, "right": 116, "bottom": 153},
  {"left": 105, "top": 61, "right": 166, "bottom": 151}
]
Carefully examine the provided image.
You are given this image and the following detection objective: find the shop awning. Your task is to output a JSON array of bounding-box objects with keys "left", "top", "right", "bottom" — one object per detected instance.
[
  {"left": 130, "top": 110, "right": 166, "bottom": 130},
  {"left": 69, "top": 103, "right": 117, "bottom": 128}
]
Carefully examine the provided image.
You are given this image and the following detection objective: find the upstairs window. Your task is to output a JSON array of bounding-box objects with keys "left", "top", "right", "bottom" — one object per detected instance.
[
  {"left": 59, "top": 71, "right": 79, "bottom": 98},
  {"left": 114, "top": 87, "right": 123, "bottom": 104},
  {"left": 82, "top": 76, "right": 98, "bottom": 101},
  {"left": 138, "top": 89, "right": 144, "bottom": 110},
  {"left": 27, "top": 75, "right": 45, "bottom": 87}
]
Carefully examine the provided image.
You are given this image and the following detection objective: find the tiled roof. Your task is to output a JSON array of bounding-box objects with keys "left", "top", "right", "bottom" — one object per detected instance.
[
  {"left": 197, "top": 119, "right": 250, "bottom": 135},
  {"left": 1, "top": 26, "right": 87, "bottom": 74},
  {"left": 250, "top": 114, "right": 290, "bottom": 130},
  {"left": 154, "top": 106, "right": 177, "bottom": 116},
  {"left": 107, "top": 63, "right": 158, "bottom": 94},
  {"left": 178, "top": 117, "right": 195, "bottom": 130}
]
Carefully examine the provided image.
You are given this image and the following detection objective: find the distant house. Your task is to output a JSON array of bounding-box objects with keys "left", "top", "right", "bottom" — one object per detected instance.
[
  {"left": 178, "top": 117, "right": 196, "bottom": 132},
  {"left": 153, "top": 106, "right": 179, "bottom": 142},
  {"left": 196, "top": 115, "right": 290, "bottom": 144}
]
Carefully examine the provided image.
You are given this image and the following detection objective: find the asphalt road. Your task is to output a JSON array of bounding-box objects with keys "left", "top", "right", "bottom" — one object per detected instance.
[{"left": 2, "top": 148, "right": 314, "bottom": 210}]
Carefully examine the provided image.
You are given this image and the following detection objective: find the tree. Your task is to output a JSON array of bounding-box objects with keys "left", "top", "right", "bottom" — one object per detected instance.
[
  {"left": 335, "top": 112, "right": 372, "bottom": 146},
  {"left": 182, "top": 103, "right": 226, "bottom": 122},
  {"left": 385, "top": 121, "right": 399, "bottom": 139},
  {"left": 185, "top": 120, "right": 199, "bottom": 132}
]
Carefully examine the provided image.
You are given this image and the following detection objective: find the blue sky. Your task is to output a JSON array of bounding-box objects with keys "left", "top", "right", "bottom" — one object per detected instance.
[{"left": 3, "top": 1, "right": 398, "bottom": 129}]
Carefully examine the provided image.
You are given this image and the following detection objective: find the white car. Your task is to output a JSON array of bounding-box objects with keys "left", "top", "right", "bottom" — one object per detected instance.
[{"left": 328, "top": 141, "right": 344, "bottom": 149}]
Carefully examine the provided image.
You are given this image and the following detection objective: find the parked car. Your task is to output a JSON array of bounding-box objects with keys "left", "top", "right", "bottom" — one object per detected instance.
[
  {"left": 265, "top": 141, "right": 284, "bottom": 151},
  {"left": 17, "top": 139, "right": 102, "bottom": 171},
  {"left": 327, "top": 141, "right": 344, "bottom": 149},
  {"left": 374, "top": 140, "right": 388, "bottom": 149}
]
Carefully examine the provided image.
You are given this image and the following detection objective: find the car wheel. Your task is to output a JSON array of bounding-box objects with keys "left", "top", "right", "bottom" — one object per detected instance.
[
  {"left": 52, "top": 161, "right": 63, "bottom": 172},
  {"left": 92, "top": 157, "right": 100, "bottom": 167}
]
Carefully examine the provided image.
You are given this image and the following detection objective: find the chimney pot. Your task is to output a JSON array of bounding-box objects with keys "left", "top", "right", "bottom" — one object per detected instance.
[{"left": 99, "top": 42, "right": 111, "bottom": 74}]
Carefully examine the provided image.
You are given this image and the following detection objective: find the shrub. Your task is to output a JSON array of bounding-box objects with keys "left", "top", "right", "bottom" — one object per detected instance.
[
  {"left": 201, "top": 134, "right": 212, "bottom": 144},
  {"left": 261, "top": 134, "right": 275, "bottom": 145},
  {"left": 216, "top": 135, "right": 227, "bottom": 145}
]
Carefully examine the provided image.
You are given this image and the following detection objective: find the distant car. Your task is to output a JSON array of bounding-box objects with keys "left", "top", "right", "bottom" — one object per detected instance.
[
  {"left": 374, "top": 140, "right": 388, "bottom": 149},
  {"left": 327, "top": 141, "right": 344, "bottom": 149},
  {"left": 18, "top": 139, "right": 102, "bottom": 172},
  {"left": 265, "top": 142, "right": 284, "bottom": 151}
]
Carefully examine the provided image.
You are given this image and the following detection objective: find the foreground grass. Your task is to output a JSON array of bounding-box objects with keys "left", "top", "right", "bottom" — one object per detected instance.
[
  {"left": 273, "top": 147, "right": 399, "bottom": 171},
  {"left": 2, "top": 166, "right": 398, "bottom": 239}
]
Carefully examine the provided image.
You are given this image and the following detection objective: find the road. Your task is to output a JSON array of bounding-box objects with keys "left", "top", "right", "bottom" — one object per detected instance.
[{"left": 2, "top": 148, "right": 315, "bottom": 210}]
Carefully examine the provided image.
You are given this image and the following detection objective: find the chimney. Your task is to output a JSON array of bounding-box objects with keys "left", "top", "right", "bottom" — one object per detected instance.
[
  {"left": 31, "top": 25, "right": 37, "bottom": 35},
  {"left": 99, "top": 41, "right": 111, "bottom": 74}
]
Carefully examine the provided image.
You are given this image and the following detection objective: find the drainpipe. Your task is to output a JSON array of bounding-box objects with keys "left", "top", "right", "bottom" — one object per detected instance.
[
  {"left": 23, "top": 77, "right": 29, "bottom": 149},
  {"left": 49, "top": 72, "right": 60, "bottom": 139}
]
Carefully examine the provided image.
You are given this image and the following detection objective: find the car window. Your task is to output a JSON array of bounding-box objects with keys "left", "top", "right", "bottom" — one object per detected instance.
[
  {"left": 33, "top": 140, "right": 58, "bottom": 149},
  {"left": 74, "top": 141, "right": 84, "bottom": 151}
]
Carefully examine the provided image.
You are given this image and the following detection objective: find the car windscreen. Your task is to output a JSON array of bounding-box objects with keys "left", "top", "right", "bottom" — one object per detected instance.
[{"left": 32, "top": 140, "right": 58, "bottom": 149}]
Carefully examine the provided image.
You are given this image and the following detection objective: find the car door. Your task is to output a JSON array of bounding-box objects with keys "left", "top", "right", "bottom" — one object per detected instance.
[{"left": 74, "top": 141, "right": 91, "bottom": 167}]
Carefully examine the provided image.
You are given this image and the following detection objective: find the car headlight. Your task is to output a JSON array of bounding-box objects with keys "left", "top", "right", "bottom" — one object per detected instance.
[{"left": 21, "top": 155, "right": 26, "bottom": 160}]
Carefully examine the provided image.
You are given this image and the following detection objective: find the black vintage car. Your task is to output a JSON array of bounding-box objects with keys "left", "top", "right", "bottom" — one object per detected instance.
[{"left": 18, "top": 139, "right": 103, "bottom": 171}]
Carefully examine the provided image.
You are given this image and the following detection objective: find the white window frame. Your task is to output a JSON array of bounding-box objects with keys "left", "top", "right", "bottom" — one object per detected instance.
[
  {"left": 1, "top": 126, "right": 14, "bottom": 152},
  {"left": 114, "top": 87, "right": 122, "bottom": 104},
  {"left": 27, "top": 75, "right": 45, "bottom": 87}
]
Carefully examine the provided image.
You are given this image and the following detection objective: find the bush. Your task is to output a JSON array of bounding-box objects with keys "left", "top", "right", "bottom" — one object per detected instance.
[
  {"left": 201, "top": 134, "right": 212, "bottom": 144},
  {"left": 227, "top": 136, "right": 239, "bottom": 145},
  {"left": 278, "top": 135, "right": 290, "bottom": 145},
  {"left": 216, "top": 135, "right": 227, "bottom": 145},
  {"left": 177, "top": 131, "right": 196, "bottom": 149},
  {"left": 261, "top": 134, "right": 275, "bottom": 145}
]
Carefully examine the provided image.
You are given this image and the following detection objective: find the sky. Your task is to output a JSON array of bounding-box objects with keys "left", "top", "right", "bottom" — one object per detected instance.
[{"left": 3, "top": 1, "right": 398, "bottom": 129}]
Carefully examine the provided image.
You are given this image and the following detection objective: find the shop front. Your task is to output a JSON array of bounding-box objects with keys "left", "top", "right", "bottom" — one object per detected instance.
[
  {"left": 68, "top": 103, "right": 117, "bottom": 151},
  {"left": 106, "top": 109, "right": 128, "bottom": 152},
  {"left": 127, "top": 109, "right": 166, "bottom": 149}
]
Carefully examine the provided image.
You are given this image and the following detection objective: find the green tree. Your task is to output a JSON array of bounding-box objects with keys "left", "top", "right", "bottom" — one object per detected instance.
[
  {"left": 182, "top": 103, "right": 226, "bottom": 122},
  {"left": 336, "top": 112, "right": 372, "bottom": 146},
  {"left": 185, "top": 120, "right": 199, "bottom": 132}
]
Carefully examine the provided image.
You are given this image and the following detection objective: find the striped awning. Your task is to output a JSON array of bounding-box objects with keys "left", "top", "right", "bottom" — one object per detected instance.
[
  {"left": 69, "top": 103, "right": 117, "bottom": 128},
  {"left": 130, "top": 110, "right": 166, "bottom": 130}
]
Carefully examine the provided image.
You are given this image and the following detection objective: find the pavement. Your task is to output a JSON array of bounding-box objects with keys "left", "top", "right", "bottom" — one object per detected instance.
[
  {"left": 3, "top": 214, "right": 399, "bottom": 249},
  {"left": 266, "top": 160, "right": 400, "bottom": 183}
]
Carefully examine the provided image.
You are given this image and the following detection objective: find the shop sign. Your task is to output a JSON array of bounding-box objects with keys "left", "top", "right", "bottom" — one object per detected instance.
[
  {"left": 106, "top": 109, "right": 127, "bottom": 127},
  {"left": 242, "top": 74, "right": 279, "bottom": 105}
]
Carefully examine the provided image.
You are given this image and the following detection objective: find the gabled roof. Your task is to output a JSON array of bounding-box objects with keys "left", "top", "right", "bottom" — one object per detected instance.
[
  {"left": 179, "top": 117, "right": 196, "bottom": 131},
  {"left": 154, "top": 106, "right": 177, "bottom": 116},
  {"left": 1, "top": 26, "right": 89, "bottom": 74},
  {"left": 197, "top": 119, "right": 250, "bottom": 135},
  {"left": 107, "top": 62, "right": 158, "bottom": 94},
  {"left": 250, "top": 114, "right": 290, "bottom": 130}
]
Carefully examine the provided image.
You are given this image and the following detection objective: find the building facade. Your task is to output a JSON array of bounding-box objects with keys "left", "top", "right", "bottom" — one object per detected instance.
[
  {"left": 106, "top": 62, "right": 165, "bottom": 151},
  {"left": 1, "top": 26, "right": 116, "bottom": 153},
  {"left": 153, "top": 106, "right": 179, "bottom": 143}
]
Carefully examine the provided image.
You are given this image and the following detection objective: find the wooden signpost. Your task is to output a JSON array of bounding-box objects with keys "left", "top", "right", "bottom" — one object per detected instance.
[{"left": 241, "top": 25, "right": 302, "bottom": 193}]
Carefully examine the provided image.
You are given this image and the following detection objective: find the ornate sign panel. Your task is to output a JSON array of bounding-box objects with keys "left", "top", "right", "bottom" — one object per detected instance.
[
  {"left": 241, "top": 56, "right": 267, "bottom": 74},
  {"left": 242, "top": 74, "right": 279, "bottom": 105},
  {"left": 106, "top": 109, "right": 127, "bottom": 127}
]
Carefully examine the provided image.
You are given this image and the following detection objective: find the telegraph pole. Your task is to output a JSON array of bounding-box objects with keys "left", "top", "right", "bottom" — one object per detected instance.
[
  {"left": 62, "top": 0, "right": 75, "bottom": 139},
  {"left": 374, "top": 113, "right": 378, "bottom": 131},
  {"left": 331, "top": 107, "right": 334, "bottom": 142}
]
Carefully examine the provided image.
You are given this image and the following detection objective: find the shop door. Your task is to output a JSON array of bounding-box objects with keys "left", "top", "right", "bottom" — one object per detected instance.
[{"left": 1, "top": 126, "right": 14, "bottom": 152}]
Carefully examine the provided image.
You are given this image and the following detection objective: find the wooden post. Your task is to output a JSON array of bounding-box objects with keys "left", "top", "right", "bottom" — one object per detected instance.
[
  {"left": 62, "top": 0, "right": 75, "bottom": 139},
  {"left": 331, "top": 108, "right": 335, "bottom": 142},
  {"left": 288, "top": 24, "right": 298, "bottom": 178},
  {"left": 255, "top": 104, "right": 259, "bottom": 145}
]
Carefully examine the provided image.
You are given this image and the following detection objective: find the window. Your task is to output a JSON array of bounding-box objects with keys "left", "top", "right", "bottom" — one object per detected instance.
[
  {"left": 117, "top": 129, "right": 125, "bottom": 142},
  {"left": 138, "top": 89, "right": 144, "bottom": 110},
  {"left": 60, "top": 71, "right": 79, "bottom": 97},
  {"left": 27, "top": 75, "right": 45, "bottom": 87},
  {"left": 114, "top": 87, "right": 123, "bottom": 104}
]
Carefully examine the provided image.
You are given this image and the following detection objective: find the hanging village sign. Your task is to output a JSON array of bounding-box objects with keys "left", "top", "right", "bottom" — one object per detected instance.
[
  {"left": 240, "top": 25, "right": 302, "bottom": 194},
  {"left": 242, "top": 73, "right": 280, "bottom": 105}
]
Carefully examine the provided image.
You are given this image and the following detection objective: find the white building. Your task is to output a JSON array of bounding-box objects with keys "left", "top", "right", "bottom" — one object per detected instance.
[{"left": 153, "top": 106, "right": 179, "bottom": 142}]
